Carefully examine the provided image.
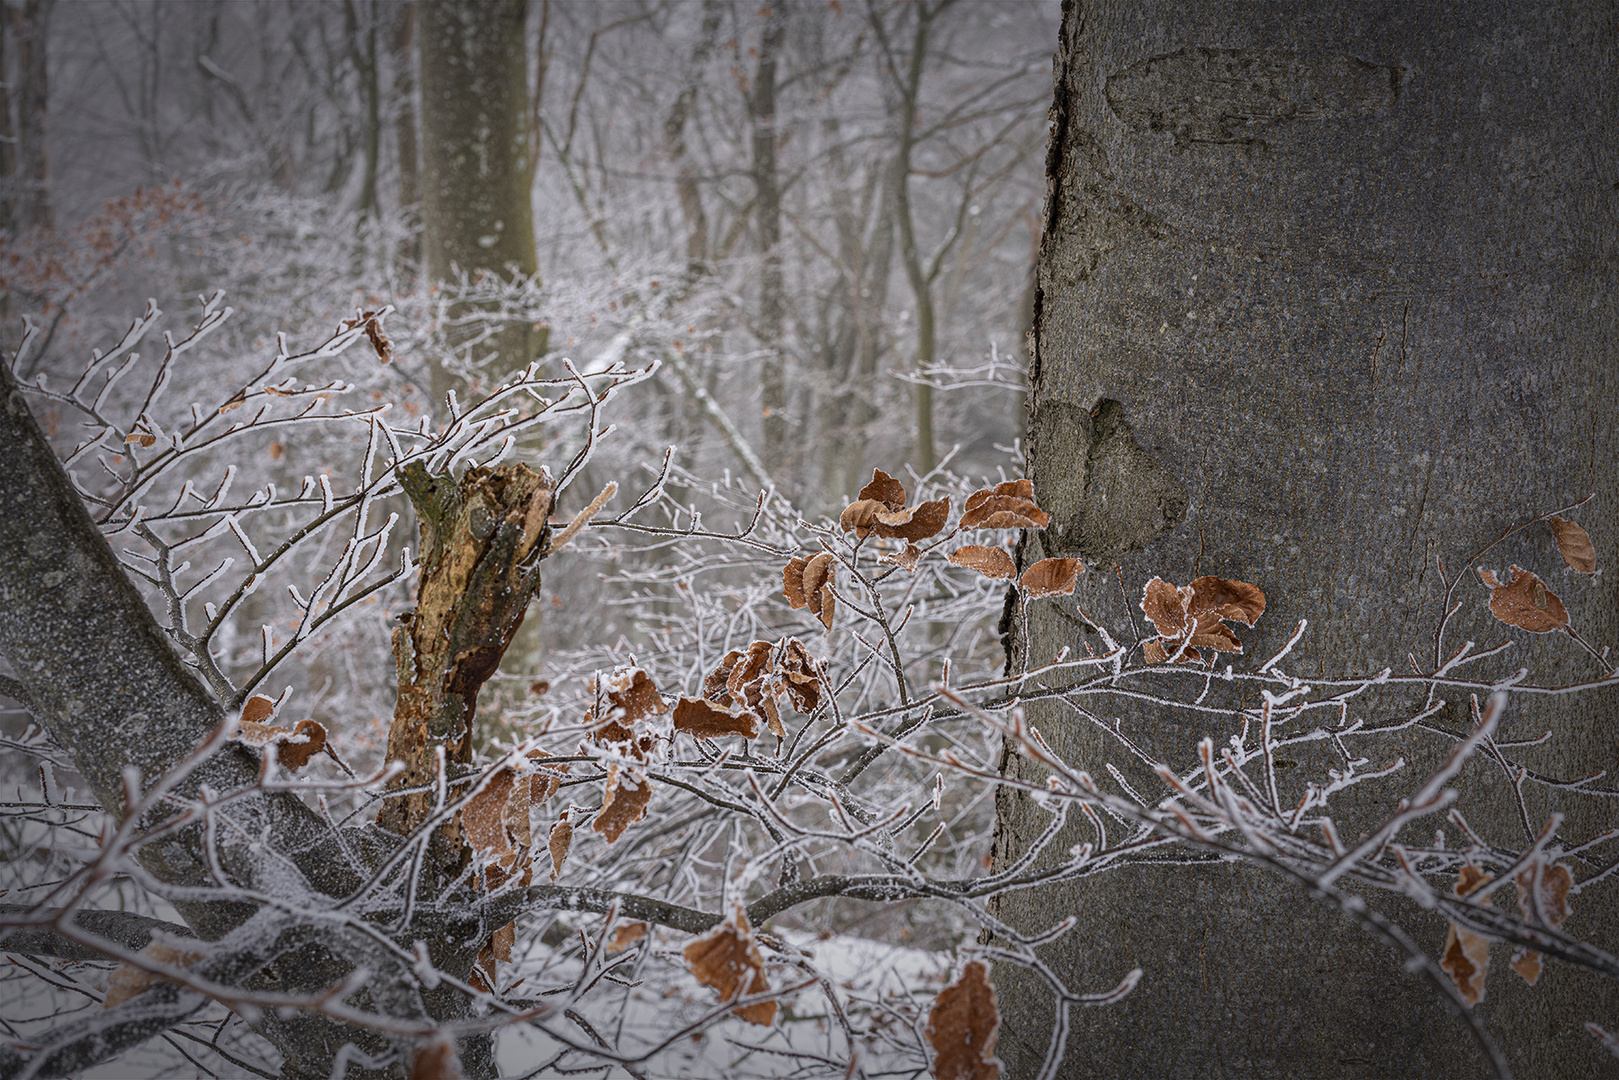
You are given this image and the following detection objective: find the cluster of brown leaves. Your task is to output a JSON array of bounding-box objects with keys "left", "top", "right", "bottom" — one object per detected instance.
[
  {"left": 926, "top": 961, "right": 1001, "bottom": 1080},
  {"left": 958, "top": 479, "right": 1048, "bottom": 531},
  {"left": 1139, "top": 576, "right": 1266, "bottom": 664},
  {"left": 1476, "top": 513, "right": 1597, "bottom": 636},
  {"left": 839, "top": 469, "right": 950, "bottom": 542},
  {"left": 1440, "top": 861, "right": 1574, "bottom": 1007},
  {"left": 683, "top": 904, "right": 777, "bottom": 1026},
  {"left": 233, "top": 695, "right": 337, "bottom": 772},
  {"left": 583, "top": 667, "right": 668, "bottom": 843},
  {"left": 684, "top": 637, "right": 822, "bottom": 744}
]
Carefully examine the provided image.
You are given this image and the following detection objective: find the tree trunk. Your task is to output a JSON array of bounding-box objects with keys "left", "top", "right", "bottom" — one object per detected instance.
[
  {"left": 11, "top": 0, "right": 52, "bottom": 231},
  {"left": 994, "top": 2, "right": 1618, "bottom": 1077},
  {"left": 418, "top": 0, "right": 540, "bottom": 402},
  {"left": 749, "top": 5, "right": 789, "bottom": 481},
  {"left": 391, "top": 0, "right": 421, "bottom": 274}
]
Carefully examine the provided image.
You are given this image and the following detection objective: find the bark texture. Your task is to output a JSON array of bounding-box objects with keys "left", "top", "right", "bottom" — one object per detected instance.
[
  {"left": 418, "top": 0, "right": 541, "bottom": 398},
  {"left": 994, "top": 2, "right": 1618, "bottom": 1077}
]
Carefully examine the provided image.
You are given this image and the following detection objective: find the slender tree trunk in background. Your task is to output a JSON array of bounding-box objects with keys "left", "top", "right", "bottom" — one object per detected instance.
[
  {"left": 418, "top": 0, "right": 540, "bottom": 404},
  {"left": 665, "top": 1, "right": 721, "bottom": 275},
  {"left": 994, "top": 2, "right": 1617, "bottom": 1077},
  {"left": 12, "top": 0, "right": 52, "bottom": 231},
  {"left": 346, "top": 0, "right": 381, "bottom": 220},
  {"left": 749, "top": 5, "right": 788, "bottom": 481},
  {"left": 0, "top": 7, "right": 13, "bottom": 237},
  {"left": 390, "top": 0, "right": 420, "bottom": 272}
]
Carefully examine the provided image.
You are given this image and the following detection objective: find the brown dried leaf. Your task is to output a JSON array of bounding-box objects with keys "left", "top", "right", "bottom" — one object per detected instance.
[
  {"left": 1549, "top": 516, "right": 1597, "bottom": 574},
  {"left": 1140, "top": 577, "right": 1189, "bottom": 640},
  {"left": 241, "top": 695, "right": 276, "bottom": 725},
  {"left": 780, "top": 639, "right": 822, "bottom": 714},
  {"left": 490, "top": 921, "right": 515, "bottom": 964},
  {"left": 839, "top": 498, "right": 887, "bottom": 536},
  {"left": 803, "top": 552, "right": 835, "bottom": 610},
  {"left": 104, "top": 943, "right": 202, "bottom": 1009},
  {"left": 409, "top": 1037, "right": 462, "bottom": 1080},
  {"left": 673, "top": 696, "right": 760, "bottom": 740},
  {"left": 548, "top": 817, "right": 573, "bottom": 880},
  {"left": 528, "top": 759, "right": 569, "bottom": 802},
  {"left": 279, "top": 719, "right": 327, "bottom": 771},
  {"left": 1511, "top": 863, "right": 1573, "bottom": 985},
  {"left": 876, "top": 498, "right": 951, "bottom": 542},
  {"left": 1479, "top": 566, "right": 1569, "bottom": 633},
  {"left": 608, "top": 922, "right": 649, "bottom": 953},
  {"left": 683, "top": 905, "right": 776, "bottom": 1026},
  {"left": 1188, "top": 577, "right": 1266, "bottom": 626},
  {"left": 604, "top": 666, "right": 667, "bottom": 725},
  {"left": 364, "top": 315, "right": 394, "bottom": 365},
  {"left": 958, "top": 493, "right": 1049, "bottom": 531},
  {"left": 727, "top": 641, "right": 774, "bottom": 699},
  {"left": 463, "top": 768, "right": 518, "bottom": 861},
  {"left": 594, "top": 765, "right": 651, "bottom": 843},
  {"left": 814, "top": 582, "right": 836, "bottom": 630},
  {"left": 1019, "top": 558, "right": 1083, "bottom": 598},
  {"left": 948, "top": 545, "right": 1016, "bottom": 579},
  {"left": 858, "top": 468, "right": 908, "bottom": 512},
  {"left": 926, "top": 960, "right": 1001, "bottom": 1080},
  {"left": 783, "top": 556, "right": 810, "bottom": 609},
  {"left": 1441, "top": 865, "right": 1493, "bottom": 1007},
  {"left": 878, "top": 542, "right": 924, "bottom": 571}
]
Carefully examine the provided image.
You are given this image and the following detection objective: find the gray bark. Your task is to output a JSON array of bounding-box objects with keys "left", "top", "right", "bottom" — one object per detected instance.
[
  {"left": 994, "top": 2, "right": 1619, "bottom": 1077},
  {"left": 418, "top": 0, "right": 541, "bottom": 400},
  {"left": 750, "top": 4, "right": 790, "bottom": 481}
]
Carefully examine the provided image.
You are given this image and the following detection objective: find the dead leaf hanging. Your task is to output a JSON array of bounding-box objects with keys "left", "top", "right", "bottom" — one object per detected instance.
[
  {"left": 1019, "top": 558, "right": 1083, "bottom": 598},
  {"left": 1548, "top": 516, "right": 1596, "bottom": 574},
  {"left": 683, "top": 904, "right": 777, "bottom": 1025},
  {"left": 1479, "top": 566, "right": 1569, "bottom": 633},
  {"left": 858, "top": 468, "right": 908, "bottom": 511},
  {"left": 594, "top": 765, "right": 651, "bottom": 843},
  {"left": 783, "top": 551, "right": 837, "bottom": 629},
  {"left": 1510, "top": 862, "right": 1573, "bottom": 985},
  {"left": 948, "top": 545, "right": 1016, "bottom": 579},
  {"left": 1441, "top": 865, "right": 1493, "bottom": 1007},
  {"left": 548, "top": 815, "right": 573, "bottom": 881},
  {"left": 673, "top": 695, "right": 760, "bottom": 740},
  {"left": 926, "top": 960, "right": 1002, "bottom": 1080},
  {"left": 462, "top": 768, "right": 519, "bottom": 864},
  {"left": 960, "top": 480, "right": 1048, "bottom": 531}
]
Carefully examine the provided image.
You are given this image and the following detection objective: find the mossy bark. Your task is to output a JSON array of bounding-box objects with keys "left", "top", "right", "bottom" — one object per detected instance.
[{"left": 992, "top": 2, "right": 1619, "bottom": 1077}]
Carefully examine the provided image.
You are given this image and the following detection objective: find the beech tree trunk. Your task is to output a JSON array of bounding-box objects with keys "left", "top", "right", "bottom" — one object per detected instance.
[
  {"left": 994, "top": 2, "right": 1618, "bottom": 1077},
  {"left": 418, "top": 0, "right": 540, "bottom": 402}
]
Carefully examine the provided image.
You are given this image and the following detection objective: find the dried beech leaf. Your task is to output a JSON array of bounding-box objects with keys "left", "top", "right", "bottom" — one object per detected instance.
[
  {"left": 958, "top": 492, "right": 1049, "bottom": 531},
  {"left": 490, "top": 921, "right": 515, "bottom": 964},
  {"left": 1511, "top": 863, "right": 1573, "bottom": 985},
  {"left": 277, "top": 719, "right": 327, "bottom": 771},
  {"left": 839, "top": 498, "right": 887, "bottom": 536},
  {"left": 594, "top": 766, "right": 651, "bottom": 843},
  {"left": 1479, "top": 565, "right": 1569, "bottom": 633},
  {"left": 780, "top": 639, "right": 822, "bottom": 714},
  {"left": 683, "top": 905, "right": 776, "bottom": 1026},
  {"left": 608, "top": 922, "right": 649, "bottom": 953},
  {"left": 926, "top": 960, "right": 1001, "bottom": 1080},
  {"left": 409, "top": 1037, "right": 462, "bottom": 1080},
  {"left": 1140, "top": 577, "right": 1189, "bottom": 640},
  {"left": 673, "top": 696, "right": 759, "bottom": 740},
  {"left": 815, "top": 583, "right": 836, "bottom": 630},
  {"left": 1441, "top": 865, "right": 1493, "bottom": 1007},
  {"left": 727, "top": 641, "right": 773, "bottom": 699},
  {"left": 604, "top": 666, "right": 667, "bottom": 725},
  {"left": 803, "top": 552, "right": 835, "bottom": 608},
  {"left": 948, "top": 545, "right": 1016, "bottom": 579},
  {"left": 877, "top": 498, "right": 951, "bottom": 541},
  {"left": 878, "top": 542, "right": 924, "bottom": 571},
  {"left": 1188, "top": 577, "right": 1266, "bottom": 626},
  {"left": 104, "top": 943, "right": 202, "bottom": 1009},
  {"left": 463, "top": 769, "right": 518, "bottom": 861},
  {"left": 548, "top": 817, "right": 573, "bottom": 880},
  {"left": 1142, "top": 639, "right": 1169, "bottom": 665},
  {"left": 783, "top": 556, "right": 810, "bottom": 609},
  {"left": 528, "top": 759, "right": 569, "bottom": 802},
  {"left": 1548, "top": 516, "right": 1597, "bottom": 574},
  {"left": 858, "top": 468, "right": 908, "bottom": 512},
  {"left": 1019, "top": 558, "right": 1083, "bottom": 598},
  {"left": 240, "top": 695, "right": 276, "bottom": 726}
]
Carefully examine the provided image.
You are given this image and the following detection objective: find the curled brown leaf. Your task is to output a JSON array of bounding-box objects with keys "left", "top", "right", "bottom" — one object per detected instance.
[
  {"left": 673, "top": 696, "right": 760, "bottom": 740},
  {"left": 926, "top": 960, "right": 1001, "bottom": 1080},
  {"left": 548, "top": 816, "right": 573, "bottom": 881},
  {"left": 948, "top": 545, "right": 1016, "bottom": 579},
  {"left": 1441, "top": 865, "right": 1493, "bottom": 1007},
  {"left": 683, "top": 904, "right": 777, "bottom": 1026},
  {"left": 858, "top": 468, "right": 908, "bottom": 511},
  {"left": 1548, "top": 516, "right": 1596, "bottom": 574},
  {"left": 1019, "top": 558, "right": 1083, "bottom": 598},
  {"left": 594, "top": 765, "right": 651, "bottom": 843},
  {"left": 1511, "top": 862, "right": 1573, "bottom": 985},
  {"left": 1479, "top": 566, "right": 1569, "bottom": 633},
  {"left": 960, "top": 480, "right": 1047, "bottom": 531}
]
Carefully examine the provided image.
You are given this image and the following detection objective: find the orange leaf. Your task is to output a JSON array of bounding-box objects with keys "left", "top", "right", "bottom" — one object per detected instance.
[
  {"left": 1139, "top": 575, "right": 1263, "bottom": 662},
  {"left": 237, "top": 716, "right": 328, "bottom": 771},
  {"left": 240, "top": 695, "right": 276, "bottom": 725},
  {"left": 548, "top": 816, "right": 573, "bottom": 880},
  {"left": 1019, "top": 558, "right": 1083, "bottom": 598},
  {"left": 1548, "top": 516, "right": 1596, "bottom": 574},
  {"left": 683, "top": 904, "right": 776, "bottom": 1025},
  {"left": 604, "top": 666, "right": 668, "bottom": 724},
  {"left": 409, "top": 1037, "right": 462, "bottom": 1080},
  {"left": 1140, "top": 577, "right": 1189, "bottom": 640},
  {"left": 594, "top": 765, "right": 651, "bottom": 843},
  {"left": 857, "top": 468, "right": 908, "bottom": 511},
  {"left": 1441, "top": 865, "right": 1493, "bottom": 1007},
  {"left": 926, "top": 960, "right": 1001, "bottom": 1080},
  {"left": 673, "top": 696, "right": 759, "bottom": 739},
  {"left": 608, "top": 922, "right": 649, "bottom": 952},
  {"left": 783, "top": 555, "right": 810, "bottom": 608},
  {"left": 839, "top": 498, "right": 887, "bottom": 536},
  {"left": 1479, "top": 566, "right": 1569, "bottom": 633},
  {"left": 948, "top": 545, "right": 1016, "bottom": 579}
]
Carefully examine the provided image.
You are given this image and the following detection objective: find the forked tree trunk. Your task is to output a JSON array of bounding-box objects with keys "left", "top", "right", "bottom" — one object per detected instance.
[{"left": 995, "top": 2, "right": 1618, "bottom": 1076}]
